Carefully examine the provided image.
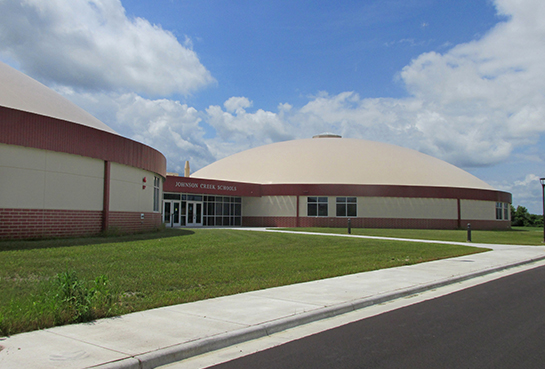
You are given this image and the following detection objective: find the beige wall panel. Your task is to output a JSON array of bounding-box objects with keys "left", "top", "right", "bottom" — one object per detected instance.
[
  {"left": 0, "top": 166, "right": 46, "bottom": 208},
  {"left": 243, "top": 196, "right": 296, "bottom": 216},
  {"left": 45, "top": 150, "right": 104, "bottom": 177},
  {"left": 43, "top": 172, "right": 103, "bottom": 210},
  {"left": 0, "top": 145, "right": 104, "bottom": 210},
  {"left": 358, "top": 197, "right": 458, "bottom": 219},
  {"left": 0, "top": 143, "right": 46, "bottom": 170},
  {"left": 43, "top": 151, "right": 104, "bottom": 210},
  {"left": 109, "top": 163, "right": 157, "bottom": 212},
  {"left": 460, "top": 200, "right": 495, "bottom": 220}
]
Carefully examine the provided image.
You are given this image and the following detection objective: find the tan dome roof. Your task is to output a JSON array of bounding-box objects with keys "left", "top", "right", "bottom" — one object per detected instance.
[
  {"left": 193, "top": 137, "right": 495, "bottom": 190},
  {"left": 0, "top": 61, "right": 116, "bottom": 134}
]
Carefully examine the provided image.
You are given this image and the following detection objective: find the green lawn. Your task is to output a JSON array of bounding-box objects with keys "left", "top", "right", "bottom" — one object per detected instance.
[
  {"left": 0, "top": 228, "right": 485, "bottom": 336},
  {"left": 276, "top": 227, "right": 545, "bottom": 245}
]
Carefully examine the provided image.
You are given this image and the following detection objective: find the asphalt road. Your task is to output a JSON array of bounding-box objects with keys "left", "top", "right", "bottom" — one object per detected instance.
[{"left": 208, "top": 265, "right": 545, "bottom": 369}]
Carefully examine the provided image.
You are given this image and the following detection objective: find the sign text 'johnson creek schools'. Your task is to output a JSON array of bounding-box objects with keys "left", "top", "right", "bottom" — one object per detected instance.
[{"left": 174, "top": 181, "right": 237, "bottom": 192}]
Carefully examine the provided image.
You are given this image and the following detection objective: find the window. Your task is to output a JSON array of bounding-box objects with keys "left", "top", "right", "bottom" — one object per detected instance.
[
  {"left": 496, "top": 202, "right": 506, "bottom": 220},
  {"left": 203, "top": 196, "right": 242, "bottom": 226},
  {"left": 153, "top": 176, "right": 161, "bottom": 212},
  {"left": 504, "top": 203, "right": 510, "bottom": 220},
  {"left": 336, "top": 197, "right": 357, "bottom": 217},
  {"left": 308, "top": 197, "right": 328, "bottom": 216}
]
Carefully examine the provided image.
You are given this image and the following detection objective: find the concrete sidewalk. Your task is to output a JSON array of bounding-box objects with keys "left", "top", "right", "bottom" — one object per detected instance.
[{"left": 1, "top": 230, "right": 545, "bottom": 369}]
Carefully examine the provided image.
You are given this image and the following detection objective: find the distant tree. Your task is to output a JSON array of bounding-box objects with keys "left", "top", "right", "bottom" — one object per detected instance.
[{"left": 511, "top": 205, "right": 543, "bottom": 227}]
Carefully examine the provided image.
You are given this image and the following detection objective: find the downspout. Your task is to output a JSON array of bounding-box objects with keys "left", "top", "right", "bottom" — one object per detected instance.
[
  {"left": 457, "top": 198, "right": 461, "bottom": 229},
  {"left": 296, "top": 195, "right": 300, "bottom": 227},
  {"left": 102, "top": 161, "right": 111, "bottom": 233}
]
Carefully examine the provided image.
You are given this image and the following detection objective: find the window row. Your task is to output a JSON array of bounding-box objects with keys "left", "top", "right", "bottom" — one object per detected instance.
[{"left": 307, "top": 197, "right": 357, "bottom": 217}]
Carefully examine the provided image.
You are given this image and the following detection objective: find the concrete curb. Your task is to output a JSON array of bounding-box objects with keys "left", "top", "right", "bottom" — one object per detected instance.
[{"left": 90, "top": 253, "right": 545, "bottom": 369}]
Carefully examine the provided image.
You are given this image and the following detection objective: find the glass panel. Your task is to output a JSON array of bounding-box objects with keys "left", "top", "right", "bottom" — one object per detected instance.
[
  {"left": 223, "top": 197, "right": 230, "bottom": 202},
  {"left": 216, "top": 217, "right": 223, "bottom": 226},
  {"left": 216, "top": 203, "right": 222, "bottom": 214},
  {"left": 235, "top": 204, "right": 242, "bottom": 216},
  {"left": 308, "top": 204, "right": 317, "bottom": 216},
  {"left": 308, "top": 197, "right": 317, "bottom": 203},
  {"left": 336, "top": 204, "right": 346, "bottom": 217},
  {"left": 336, "top": 197, "right": 346, "bottom": 202},
  {"left": 347, "top": 197, "right": 357, "bottom": 203},
  {"left": 318, "top": 203, "right": 328, "bottom": 216},
  {"left": 196, "top": 203, "right": 202, "bottom": 223},
  {"left": 188, "top": 203, "right": 194, "bottom": 223},
  {"left": 164, "top": 202, "right": 171, "bottom": 223},
  {"left": 234, "top": 217, "right": 241, "bottom": 226},
  {"left": 180, "top": 202, "right": 186, "bottom": 226},
  {"left": 223, "top": 217, "right": 229, "bottom": 225},
  {"left": 208, "top": 203, "right": 215, "bottom": 216},
  {"left": 235, "top": 197, "right": 242, "bottom": 203},
  {"left": 173, "top": 202, "right": 180, "bottom": 224},
  {"left": 164, "top": 193, "right": 181, "bottom": 200},
  {"left": 318, "top": 197, "right": 328, "bottom": 203},
  {"left": 208, "top": 217, "right": 215, "bottom": 226},
  {"left": 347, "top": 204, "right": 357, "bottom": 217},
  {"left": 223, "top": 203, "right": 230, "bottom": 215}
]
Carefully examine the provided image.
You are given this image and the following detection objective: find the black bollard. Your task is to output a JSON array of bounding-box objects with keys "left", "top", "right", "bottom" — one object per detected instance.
[
  {"left": 348, "top": 218, "right": 351, "bottom": 234},
  {"left": 467, "top": 223, "right": 472, "bottom": 242}
]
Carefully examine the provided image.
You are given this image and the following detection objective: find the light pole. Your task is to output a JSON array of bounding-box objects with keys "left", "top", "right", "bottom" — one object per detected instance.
[{"left": 541, "top": 178, "right": 545, "bottom": 243}]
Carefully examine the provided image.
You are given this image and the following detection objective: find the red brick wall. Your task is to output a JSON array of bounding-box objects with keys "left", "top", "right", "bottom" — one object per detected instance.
[
  {"left": 242, "top": 216, "right": 511, "bottom": 230},
  {"left": 108, "top": 211, "right": 162, "bottom": 234},
  {"left": 0, "top": 209, "right": 162, "bottom": 240},
  {"left": 0, "top": 208, "right": 102, "bottom": 240}
]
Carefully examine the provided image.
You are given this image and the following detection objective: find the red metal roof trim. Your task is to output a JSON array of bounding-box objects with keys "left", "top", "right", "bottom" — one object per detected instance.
[{"left": 0, "top": 106, "right": 166, "bottom": 177}]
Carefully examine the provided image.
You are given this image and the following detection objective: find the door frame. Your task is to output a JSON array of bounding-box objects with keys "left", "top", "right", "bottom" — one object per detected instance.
[
  {"left": 163, "top": 200, "right": 181, "bottom": 227},
  {"left": 186, "top": 201, "right": 203, "bottom": 226}
]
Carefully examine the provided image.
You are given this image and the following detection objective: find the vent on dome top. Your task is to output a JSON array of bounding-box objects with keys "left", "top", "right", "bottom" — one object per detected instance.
[{"left": 312, "top": 133, "right": 342, "bottom": 138}]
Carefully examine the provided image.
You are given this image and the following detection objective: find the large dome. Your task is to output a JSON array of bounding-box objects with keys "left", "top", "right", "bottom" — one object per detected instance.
[
  {"left": 0, "top": 61, "right": 116, "bottom": 134},
  {"left": 193, "top": 137, "right": 494, "bottom": 190}
]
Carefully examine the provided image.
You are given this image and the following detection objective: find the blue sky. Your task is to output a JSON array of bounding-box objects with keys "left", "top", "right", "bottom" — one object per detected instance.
[{"left": 1, "top": 0, "right": 544, "bottom": 213}]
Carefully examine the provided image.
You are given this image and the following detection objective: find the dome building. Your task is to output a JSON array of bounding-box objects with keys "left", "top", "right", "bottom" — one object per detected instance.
[
  {"left": 0, "top": 62, "right": 166, "bottom": 239},
  {"left": 0, "top": 61, "right": 511, "bottom": 238},
  {"left": 163, "top": 134, "right": 511, "bottom": 229}
]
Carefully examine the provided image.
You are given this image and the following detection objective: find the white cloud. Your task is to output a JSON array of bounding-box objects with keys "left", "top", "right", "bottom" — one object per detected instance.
[
  {"left": 58, "top": 89, "right": 216, "bottom": 173},
  {"left": 223, "top": 97, "right": 252, "bottom": 114},
  {"left": 206, "top": 98, "right": 293, "bottom": 157},
  {"left": 0, "top": 0, "right": 214, "bottom": 95}
]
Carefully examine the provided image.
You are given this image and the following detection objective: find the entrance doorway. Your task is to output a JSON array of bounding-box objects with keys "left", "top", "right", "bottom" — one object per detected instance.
[
  {"left": 186, "top": 201, "right": 203, "bottom": 226},
  {"left": 163, "top": 201, "right": 181, "bottom": 227}
]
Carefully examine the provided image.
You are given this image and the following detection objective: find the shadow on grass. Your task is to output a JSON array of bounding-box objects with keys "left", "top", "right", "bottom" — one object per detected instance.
[{"left": 0, "top": 228, "right": 195, "bottom": 252}]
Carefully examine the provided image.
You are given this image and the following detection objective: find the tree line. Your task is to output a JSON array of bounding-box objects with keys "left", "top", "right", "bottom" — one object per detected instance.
[{"left": 511, "top": 205, "right": 544, "bottom": 227}]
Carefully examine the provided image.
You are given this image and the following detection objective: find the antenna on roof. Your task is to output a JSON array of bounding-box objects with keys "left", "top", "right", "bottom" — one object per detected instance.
[{"left": 312, "top": 133, "right": 342, "bottom": 138}]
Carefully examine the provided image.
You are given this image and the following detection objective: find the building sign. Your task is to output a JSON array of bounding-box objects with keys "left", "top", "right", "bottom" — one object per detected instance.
[
  {"left": 175, "top": 181, "right": 237, "bottom": 192},
  {"left": 163, "top": 176, "right": 260, "bottom": 197}
]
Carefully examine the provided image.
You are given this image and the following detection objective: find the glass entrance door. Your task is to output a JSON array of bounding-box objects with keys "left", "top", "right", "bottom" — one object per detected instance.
[
  {"left": 163, "top": 201, "right": 181, "bottom": 227},
  {"left": 186, "top": 201, "right": 203, "bottom": 226}
]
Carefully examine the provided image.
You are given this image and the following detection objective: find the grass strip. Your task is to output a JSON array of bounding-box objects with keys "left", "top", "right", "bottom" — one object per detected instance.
[
  {"left": 0, "top": 228, "right": 486, "bottom": 336},
  {"left": 275, "top": 227, "right": 545, "bottom": 245}
]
